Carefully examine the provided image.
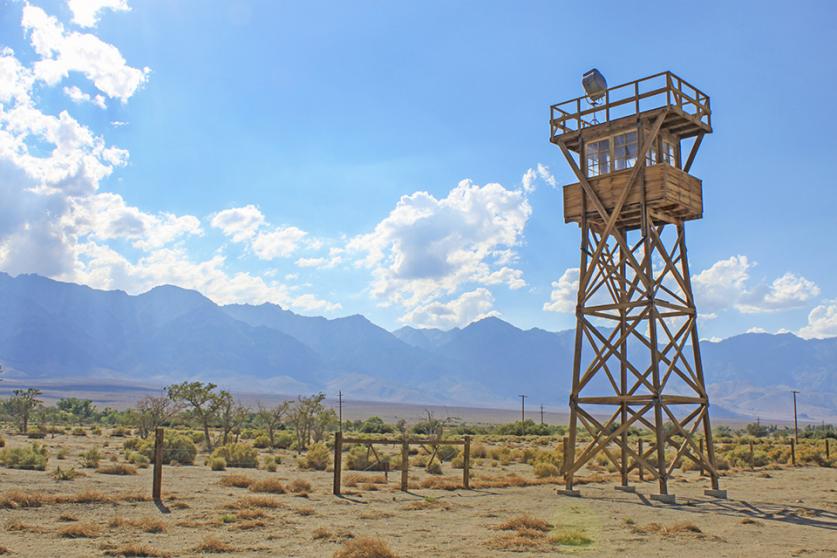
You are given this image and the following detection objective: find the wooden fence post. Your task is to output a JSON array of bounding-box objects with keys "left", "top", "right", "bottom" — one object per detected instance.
[
  {"left": 749, "top": 440, "right": 755, "bottom": 470},
  {"left": 333, "top": 431, "right": 342, "bottom": 496},
  {"left": 463, "top": 435, "right": 471, "bottom": 489},
  {"left": 152, "top": 427, "right": 164, "bottom": 501},
  {"left": 638, "top": 439, "right": 644, "bottom": 481},
  {"left": 699, "top": 438, "right": 705, "bottom": 476},
  {"left": 826, "top": 438, "right": 830, "bottom": 460},
  {"left": 561, "top": 437, "right": 569, "bottom": 475},
  {"left": 400, "top": 437, "right": 409, "bottom": 492},
  {"left": 790, "top": 438, "right": 796, "bottom": 466}
]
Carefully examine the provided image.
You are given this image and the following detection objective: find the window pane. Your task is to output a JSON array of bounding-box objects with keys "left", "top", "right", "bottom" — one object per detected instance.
[
  {"left": 586, "top": 138, "right": 610, "bottom": 177},
  {"left": 613, "top": 132, "right": 636, "bottom": 171}
]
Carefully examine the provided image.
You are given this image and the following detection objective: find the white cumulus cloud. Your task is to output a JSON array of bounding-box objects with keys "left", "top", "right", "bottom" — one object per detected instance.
[
  {"left": 210, "top": 205, "right": 266, "bottom": 242},
  {"left": 543, "top": 267, "right": 578, "bottom": 313},
  {"left": 22, "top": 5, "right": 150, "bottom": 102},
  {"left": 63, "top": 85, "right": 106, "bottom": 108},
  {"left": 67, "top": 0, "right": 131, "bottom": 28},
  {"left": 797, "top": 300, "right": 837, "bottom": 339},
  {"left": 399, "top": 288, "right": 498, "bottom": 329},
  {"left": 349, "top": 178, "right": 531, "bottom": 319}
]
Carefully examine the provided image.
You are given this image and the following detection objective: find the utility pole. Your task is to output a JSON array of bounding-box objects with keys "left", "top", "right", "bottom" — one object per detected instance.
[
  {"left": 792, "top": 390, "right": 800, "bottom": 443},
  {"left": 519, "top": 394, "right": 527, "bottom": 423},
  {"left": 338, "top": 390, "right": 343, "bottom": 433},
  {"left": 540, "top": 404, "right": 544, "bottom": 426}
]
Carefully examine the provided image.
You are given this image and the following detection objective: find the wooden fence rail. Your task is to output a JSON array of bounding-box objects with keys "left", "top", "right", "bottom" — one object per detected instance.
[{"left": 333, "top": 433, "right": 471, "bottom": 495}]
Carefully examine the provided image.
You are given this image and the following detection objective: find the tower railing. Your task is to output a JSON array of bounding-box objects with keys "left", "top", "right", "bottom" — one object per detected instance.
[{"left": 549, "top": 71, "right": 711, "bottom": 140}]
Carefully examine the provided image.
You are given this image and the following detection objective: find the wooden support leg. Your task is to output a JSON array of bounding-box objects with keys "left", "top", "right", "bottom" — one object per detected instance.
[
  {"left": 401, "top": 438, "right": 409, "bottom": 492},
  {"left": 463, "top": 435, "right": 471, "bottom": 489},
  {"left": 332, "top": 431, "right": 342, "bottom": 496},
  {"left": 152, "top": 427, "right": 164, "bottom": 502}
]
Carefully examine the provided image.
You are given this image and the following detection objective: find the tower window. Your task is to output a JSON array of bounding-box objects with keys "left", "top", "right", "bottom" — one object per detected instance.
[
  {"left": 586, "top": 138, "right": 610, "bottom": 177},
  {"left": 662, "top": 139, "right": 677, "bottom": 166},
  {"left": 613, "top": 132, "right": 637, "bottom": 171}
]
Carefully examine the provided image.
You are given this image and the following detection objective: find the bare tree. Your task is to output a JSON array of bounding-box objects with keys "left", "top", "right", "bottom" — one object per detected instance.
[
  {"left": 255, "top": 401, "right": 290, "bottom": 447},
  {"left": 135, "top": 395, "right": 181, "bottom": 439}
]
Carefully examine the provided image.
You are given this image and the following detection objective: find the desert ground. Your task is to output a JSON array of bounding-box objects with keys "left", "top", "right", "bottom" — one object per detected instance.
[{"left": 1, "top": 429, "right": 835, "bottom": 558}]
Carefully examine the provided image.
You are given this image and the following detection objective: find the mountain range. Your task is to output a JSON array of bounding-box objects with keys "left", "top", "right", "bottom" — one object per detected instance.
[{"left": 0, "top": 272, "right": 834, "bottom": 422}]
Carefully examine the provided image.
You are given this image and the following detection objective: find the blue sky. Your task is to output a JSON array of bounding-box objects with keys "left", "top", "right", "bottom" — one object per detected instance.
[{"left": 1, "top": 0, "right": 836, "bottom": 339}]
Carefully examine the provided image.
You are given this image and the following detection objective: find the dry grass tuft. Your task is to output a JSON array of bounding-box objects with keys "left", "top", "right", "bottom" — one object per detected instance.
[
  {"left": 495, "top": 514, "right": 552, "bottom": 532},
  {"left": 236, "top": 509, "right": 267, "bottom": 520},
  {"left": 740, "top": 518, "right": 763, "bottom": 526},
  {"left": 226, "top": 495, "right": 284, "bottom": 509},
  {"left": 235, "top": 519, "right": 266, "bottom": 530},
  {"left": 104, "top": 543, "right": 172, "bottom": 557},
  {"left": 313, "top": 527, "right": 354, "bottom": 543},
  {"left": 194, "top": 536, "right": 236, "bottom": 553},
  {"left": 401, "top": 498, "right": 452, "bottom": 511},
  {"left": 248, "top": 478, "right": 287, "bottom": 494},
  {"left": 343, "top": 473, "right": 387, "bottom": 487},
  {"left": 220, "top": 474, "right": 255, "bottom": 489},
  {"left": 59, "top": 522, "right": 102, "bottom": 538},
  {"left": 59, "top": 513, "right": 78, "bottom": 522},
  {"left": 419, "top": 476, "right": 461, "bottom": 490},
  {"left": 97, "top": 463, "right": 138, "bottom": 475},
  {"left": 0, "top": 490, "right": 47, "bottom": 508},
  {"left": 288, "top": 478, "right": 312, "bottom": 494},
  {"left": 295, "top": 506, "right": 315, "bottom": 516},
  {"left": 485, "top": 531, "right": 549, "bottom": 552},
  {"left": 110, "top": 516, "right": 167, "bottom": 533},
  {"left": 6, "top": 519, "right": 48, "bottom": 533},
  {"left": 333, "top": 536, "right": 398, "bottom": 558},
  {"left": 55, "top": 489, "right": 111, "bottom": 504},
  {"left": 634, "top": 521, "right": 702, "bottom": 536}
]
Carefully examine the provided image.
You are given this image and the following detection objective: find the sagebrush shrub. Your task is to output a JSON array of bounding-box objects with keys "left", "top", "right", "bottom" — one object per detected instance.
[
  {"left": 211, "top": 443, "right": 258, "bottom": 468},
  {"left": 298, "top": 442, "right": 330, "bottom": 471},
  {"left": 139, "top": 433, "right": 197, "bottom": 465},
  {"left": 0, "top": 443, "right": 49, "bottom": 470}
]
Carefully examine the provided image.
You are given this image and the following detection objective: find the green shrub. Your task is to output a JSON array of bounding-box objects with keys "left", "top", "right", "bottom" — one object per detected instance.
[
  {"left": 110, "top": 427, "right": 130, "bottom": 437},
  {"left": 273, "top": 431, "right": 294, "bottom": 449},
  {"left": 139, "top": 433, "right": 198, "bottom": 465},
  {"left": 438, "top": 445, "right": 459, "bottom": 462},
  {"left": 0, "top": 443, "right": 49, "bottom": 470},
  {"left": 91, "top": 427, "right": 102, "bottom": 436},
  {"left": 80, "top": 448, "right": 102, "bottom": 468},
  {"left": 426, "top": 461, "right": 442, "bottom": 475},
  {"left": 71, "top": 427, "right": 87, "bottom": 436},
  {"left": 209, "top": 457, "right": 227, "bottom": 471},
  {"left": 125, "top": 451, "right": 150, "bottom": 468},
  {"left": 533, "top": 462, "right": 560, "bottom": 478},
  {"left": 298, "top": 443, "right": 330, "bottom": 471},
  {"left": 345, "top": 445, "right": 389, "bottom": 471},
  {"left": 123, "top": 437, "right": 143, "bottom": 451},
  {"left": 211, "top": 443, "right": 258, "bottom": 468},
  {"left": 51, "top": 465, "right": 81, "bottom": 480},
  {"left": 27, "top": 426, "right": 47, "bottom": 439},
  {"left": 253, "top": 434, "right": 271, "bottom": 449}
]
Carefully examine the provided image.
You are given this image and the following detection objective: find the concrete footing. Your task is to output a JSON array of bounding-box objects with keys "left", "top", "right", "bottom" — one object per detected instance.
[
  {"left": 650, "top": 493, "right": 676, "bottom": 504},
  {"left": 614, "top": 485, "right": 636, "bottom": 493},
  {"left": 558, "top": 489, "right": 581, "bottom": 497},
  {"left": 704, "top": 489, "right": 727, "bottom": 499}
]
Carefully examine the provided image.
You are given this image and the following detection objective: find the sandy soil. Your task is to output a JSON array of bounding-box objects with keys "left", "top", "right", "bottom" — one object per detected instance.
[{"left": 1, "top": 431, "right": 835, "bottom": 557}]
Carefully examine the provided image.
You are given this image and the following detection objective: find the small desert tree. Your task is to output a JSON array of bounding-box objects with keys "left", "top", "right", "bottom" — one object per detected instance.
[
  {"left": 255, "top": 401, "right": 290, "bottom": 447},
  {"left": 288, "top": 393, "right": 326, "bottom": 452},
  {"left": 312, "top": 408, "right": 338, "bottom": 443},
  {"left": 166, "top": 382, "right": 221, "bottom": 450},
  {"left": 134, "top": 395, "right": 180, "bottom": 438},
  {"left": 216, "top": 390, "right": 248, "bottom": 446},
  {"left": 6, "top": 388, "right": 43, "bottom": 434},
  {"left": 56, "top": 397, "right": 96, "bottom": 424}
]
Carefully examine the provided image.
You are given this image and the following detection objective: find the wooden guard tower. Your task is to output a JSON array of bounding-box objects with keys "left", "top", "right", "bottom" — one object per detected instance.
[{"left": 550, "top": 71, "right": 726, "bottom": 502}]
